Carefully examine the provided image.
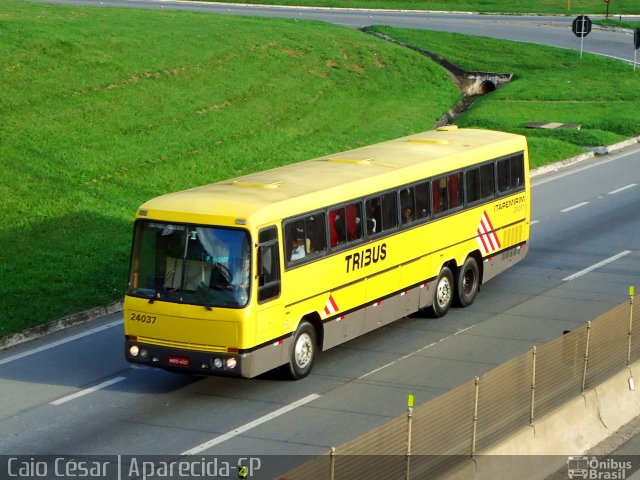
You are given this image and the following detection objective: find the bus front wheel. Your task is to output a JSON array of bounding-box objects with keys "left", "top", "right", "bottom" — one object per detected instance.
[
  {"left": 455, "top": 256, "right": 480, "bottom": 307},
  {"left": 286, "top": 321, "right": 317, "bottom": 380},
  {"left": 430, "top": 266, "right": 454, "bottom": 318}
]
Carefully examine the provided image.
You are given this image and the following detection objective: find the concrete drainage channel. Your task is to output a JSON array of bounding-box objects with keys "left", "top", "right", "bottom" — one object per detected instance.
[{"left": 361, "top": 27, "right": 513, "bottom": 124}]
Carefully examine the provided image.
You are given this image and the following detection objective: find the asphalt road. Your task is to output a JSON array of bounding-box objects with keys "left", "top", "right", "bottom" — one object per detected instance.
[{"left": 1, "top": 146, "right": 639, "bottom": 475}]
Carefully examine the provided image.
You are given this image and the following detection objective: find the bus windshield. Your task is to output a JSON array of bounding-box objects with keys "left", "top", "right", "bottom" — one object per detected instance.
[{"left": 128, "top": 221, "right": 251, "bottom": 308}]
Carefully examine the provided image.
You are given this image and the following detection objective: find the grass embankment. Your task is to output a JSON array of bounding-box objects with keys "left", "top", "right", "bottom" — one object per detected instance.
[
  {"left": 204, "top": 0, "right": 639, "bottom": 15},
  {"left": 368, "top": 26, "right": 640, "bottom": 168},
  {"left": 2, "top": 0, "right": 640, "bottom": 337},
  {"left": 0, "top": 0, "right": 458, "bottom": 336},
  {"left": 599, "top": 19, "right": 640, "bottom": 29}
]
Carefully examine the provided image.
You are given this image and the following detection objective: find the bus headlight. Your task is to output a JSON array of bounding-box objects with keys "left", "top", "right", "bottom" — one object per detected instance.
[
  {"left": 213, "top": 357, "right": 223, "bottom": 369},
  {"left": 129, "top": 345, "right": 140, "bottom": 357},
  {"left": 226, "top": 358, "right": 237, "bottom": 369}
]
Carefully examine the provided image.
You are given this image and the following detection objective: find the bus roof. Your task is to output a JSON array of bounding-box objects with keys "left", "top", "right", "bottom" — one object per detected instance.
[{"left": 139, "top": 127, "right": 527, "bottom": 225}]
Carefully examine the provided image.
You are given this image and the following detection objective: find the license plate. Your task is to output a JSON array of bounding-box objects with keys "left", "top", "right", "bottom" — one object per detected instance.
[{"left": 168, "top": 356, "right": 190, "bottom": 366}]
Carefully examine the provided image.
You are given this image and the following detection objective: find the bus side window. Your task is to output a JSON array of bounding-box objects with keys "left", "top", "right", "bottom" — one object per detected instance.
[
  {"left": 381, "top": 192, "right": 397, "bottom": 230},
  {"left": 366, "top": 198, "right": 381, "bottom": 235},
  {"left": 400, "top": 187, "right": 416, "bottom": 225},
  {"left": 415, "top": 181, "right": 430, "bottom": 219},
  {"left": 466, "top": 163, "right": 495, "bottom": 204},
  {"left": 448, "top": 172, "right": 463, "bottom": 209},
  {"left": 329, "top": 208, "right": 346, "bottom": 247},
  {"left": 330, "top": 203, "right": 361, "bottom": 247},
  {"left": 257, "top": 226, "right": 280, "bottom": 303},
  {"left": 480, "top": 164, "right": 496, "bottom": 199},
  {"left": 367, "top": 192, "right": 397, "bottom": 234},
  {"left": 433, "top": 177, "right": 447, "bottom": 214},
  {"left": 497, "top": 153, "right": 525, "bottom": 193},
  {"left": 345, "top": 202, "right": 362, "bottom": 242},
  {"left": 284, "top": 213, "right": 326, "bottom": 264},
  {"left": 284, "top": 221, "right": 305, "bottom": 262},
  {"left": 433, "top": 173, "right": 463, "bottom": 213},
  {"left": 306, "top": 213, "right": 326, "bottom": 253}
]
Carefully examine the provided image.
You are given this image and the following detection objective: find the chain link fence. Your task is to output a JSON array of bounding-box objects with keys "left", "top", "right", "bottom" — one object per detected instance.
[{"left": 279, "top": 290, "right": 638, "bottom": 480}]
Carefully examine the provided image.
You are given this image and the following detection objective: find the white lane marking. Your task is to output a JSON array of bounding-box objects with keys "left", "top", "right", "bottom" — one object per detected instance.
[
  {"left": 0, "top": 320, "right": 123, "bottom": 366},
  {"left": 182, "top": 393, "right": 321, "bottom": 455},
  {"left": 530, "top": 220, "right": 540, "bottom": 226},
  {"left": 608, "top": 183, "right": 637, "bottom": 195},
  {"left": 560, "top": 201, "right": 589, "bottom": 213},
  {"left": 50, "top": 376, "right": 127, "bottom": 406},
  {"left": 563, "top": 250, "right": 632, "bottom": 282},
  {"left": 358, "top": 324, "right": 477, "bottom": 380}
]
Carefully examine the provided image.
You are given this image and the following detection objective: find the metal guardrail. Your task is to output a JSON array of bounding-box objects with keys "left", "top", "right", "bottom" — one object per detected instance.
[{"left": 279, "top": 288, "right": 638, "bottom": 480}]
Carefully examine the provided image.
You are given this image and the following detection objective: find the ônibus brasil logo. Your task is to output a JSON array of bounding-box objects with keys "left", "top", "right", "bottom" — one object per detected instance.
[{"left": 567, "top": 456, "right": 632, "bottom": 479}]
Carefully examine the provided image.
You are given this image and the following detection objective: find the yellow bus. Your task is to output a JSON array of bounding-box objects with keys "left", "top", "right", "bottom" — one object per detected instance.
[{"left": 124, "top": 126, "right": 530, "bottom": 379}]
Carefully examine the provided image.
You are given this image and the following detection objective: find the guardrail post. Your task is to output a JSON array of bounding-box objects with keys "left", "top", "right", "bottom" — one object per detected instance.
[
  {"left": 471, "top": 377, "right": 480, "bottom": 457},
  {"left": 581, "top": 321, "right": 592, "bottom": 393},
  {"left": 530, "top": 346, "right": 537, "bottom": 425},
  {"left": 627, "top": 286, "right": 635, "bottom": 367},
  {"left": 405, "top": 394, "right": 414, "bottom": 480}
]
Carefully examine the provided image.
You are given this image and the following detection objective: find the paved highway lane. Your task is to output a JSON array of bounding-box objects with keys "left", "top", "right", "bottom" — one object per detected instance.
[
  {"left": 1, "top": 146, "right": 639, "bottom": 466},
  {"left": 40, "top": 0, "right": 639, "bottom": 64}
]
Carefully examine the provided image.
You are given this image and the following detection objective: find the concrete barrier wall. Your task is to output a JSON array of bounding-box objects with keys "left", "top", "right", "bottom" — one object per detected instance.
[{"left": 445, "top": 361, "right": 640, "bottom": 480}]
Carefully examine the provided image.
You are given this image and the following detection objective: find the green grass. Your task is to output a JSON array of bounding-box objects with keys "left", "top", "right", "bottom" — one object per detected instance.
[
  {"left": 598, "top": 19, "right": 640, "bottom": 29},
  {"left": 200, "top": 0, "right": 639, "bottom": 15},
  {"left": 369, "top": 26, "right": 640, "bottom": 168},
  {"left": 0, "top": 0, "right": 458, "bottom": 336},
  {"left": 2, "top": 0, "right": 640, "bottom": 337}
]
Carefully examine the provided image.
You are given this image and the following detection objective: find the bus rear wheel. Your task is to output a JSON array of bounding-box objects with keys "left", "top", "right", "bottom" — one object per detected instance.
[
  {"left": 455, "top": 256, "right": 480, "bottom": 307},
  {"left": 430, "top": 266, "right": 454, "bottom": 318},
  {"left": 286, "top": 321, "right": 317, "bottom": 380}
]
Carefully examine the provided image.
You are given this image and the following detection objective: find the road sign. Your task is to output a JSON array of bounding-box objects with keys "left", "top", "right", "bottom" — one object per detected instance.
[{"left": 572, "top": 15, "right": 592, "bottom": 38}]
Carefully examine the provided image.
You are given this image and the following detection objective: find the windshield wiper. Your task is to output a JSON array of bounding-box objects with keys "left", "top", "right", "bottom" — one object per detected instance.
[
  {"left": 196, "top": 284, "right": 213, "bottom": 311},
  {"left": 145, "top": 290, "right": 161, "bottom": 304}
]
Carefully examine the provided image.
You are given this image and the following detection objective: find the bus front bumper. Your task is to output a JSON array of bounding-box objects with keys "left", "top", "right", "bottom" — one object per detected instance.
[{"left": 124, "top": 340, "right": 247, "bottom": 377}]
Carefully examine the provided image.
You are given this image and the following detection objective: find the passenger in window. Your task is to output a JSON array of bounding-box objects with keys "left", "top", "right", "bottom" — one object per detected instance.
[
  {"left": 366, "top": 216, "right": 377, "bottom": 234},
  {"left": 402, "top": 207, "right": 414, "bottom": 224},
  {"left": 290, "top": 237, "right": 306, "bottom": 261},
  {"left": 366, "top": 200, "right": 380, "bottom": 234}
]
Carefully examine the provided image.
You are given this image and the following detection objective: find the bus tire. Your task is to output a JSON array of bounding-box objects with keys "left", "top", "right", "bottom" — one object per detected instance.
[
  {"left": 455, "top": 256, "right": 480, "bottom": 307},
  {"left": 430, "top": 266, "right": 454, "bottom": 318},
  {"left": 287, "top": 321, "right": 317, "bottom": 380}
]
